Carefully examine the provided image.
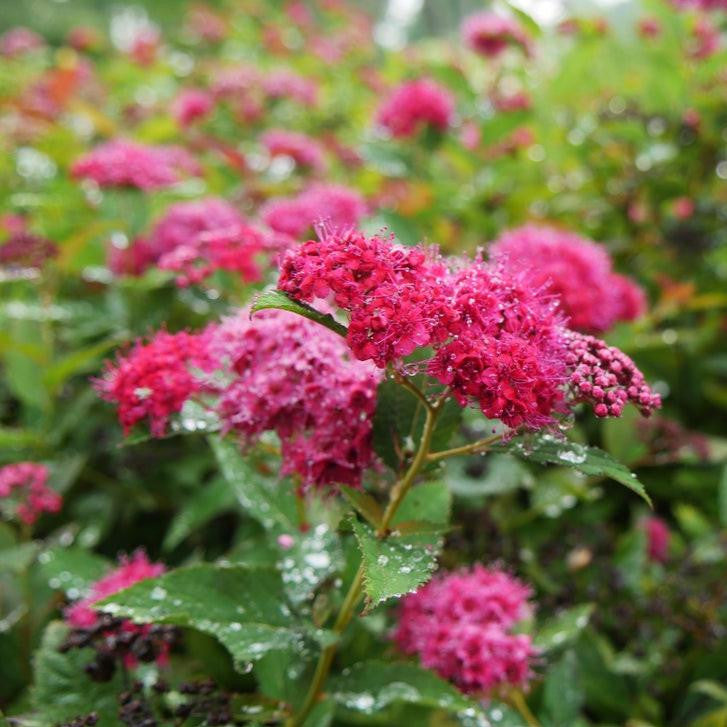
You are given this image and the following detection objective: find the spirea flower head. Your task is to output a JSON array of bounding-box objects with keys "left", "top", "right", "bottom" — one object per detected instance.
[
  {"left": 171, "top": 87, "right": 214, "bottom": 126},
  {"left": 261, "top": 184, "right": 367, "bottom": 239},
  {"left": 95, "top": 329, "right": 215, "bottom": 437},
  {"left": 0, "top": 231, "right": 58, "bottom": 269},
  {"left": 262, "top": 69, "right": 319, "bottom": 106},
  {"left": 137, "top": 198, "right": 262, "bottom": 285},
  {"left": 491, "top": 224, "right": 646, "bottom": 333},
  {"left": 689, "top": 15, "right": 721, "bottom": 58},
  {"left": 279, "top": 227, "right": 660, "bottom": 429},
  {"left": 376, "top": 78, "right": 455, "bottom": 138},
  {"left": 66, "top": 550, "right": 166, "bottom": 629},
  {"left": 563, "top": 330, "right": 661, "bottom": 418},
  {"left": 0, "top": 27, "right": 45, "bottom": 57},
  {"left": 261, "top": 129, "right": 327, "bottom": 171},
  {"left": 642, "top": 516, "right": 671, "bottom": 563},
  {"left": 394, "top": 565, "right": 536, "bottom": 694},
  {"left": 427, "top": 263, "right": 568, "bottom": 429},
  {"left": 211, "top": 309, "right": 380, "bottom": 489},
  {"left": 0, "top": 462, "right": 61, "bottom": 525},
  {"left": 461, "top": 12, "right": 532, "bottom": 58},
  {"left": 72, "top": 140, "right": 200, "bottom": 190}
]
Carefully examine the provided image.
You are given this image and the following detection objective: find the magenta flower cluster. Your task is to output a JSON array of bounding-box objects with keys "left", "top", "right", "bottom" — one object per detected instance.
[
  {"left": 394, "top": 565, "right": 536, "bottom": 694},
  {"left": 0, "top": 462, "right": 61, "bottom": 525},
  {"left": 261, "top": 129, "right": 327, "bottom": 171},
  {"left": 261, "top": 183, "right": 367, "bottom": 240},
  {"left": 95, "top": 329, "right": 215, "bottom": 438},
  {"left": 211, "top": 309, "right": 380, "bottom": 488},
  {"left": 491, "top": 224, "right": 646, "bottom": 333},
  {"left": 461, "top": 12, "right": 532, "bottom": 58},
  {"left": 72, "top": 140, "right": 200, "bottom": 190},
  {"left": 97, "top": 310, "right": 380, "bottom": 489},
  {"left": 376, "top": 79, "right": 455, "bottom": 138},
  {"left": 109, "top": 198, "right": 263, "bottom": 285},
  {"left": 278, "top": 227, "right": 661, "bottom": 429},
  {"left": 564, "top": 330, "right": 662, "bottom": 418}
]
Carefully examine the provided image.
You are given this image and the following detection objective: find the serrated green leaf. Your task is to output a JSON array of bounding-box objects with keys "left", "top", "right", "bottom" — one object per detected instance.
[
  {"left": 534, "top": 604, "right": 595, "bottom": 652},
  {"left": 38, "top": 546, "right": 111, "bottom": 599},
  {"left": 340, "top": 486, "right": 383, "bottom": 528},
  {"left": 30, "top": 621, "right": 124, "bottom": 725},
  {"left": 391, "top": 481, "right": 451, "bottom": 527},
  {"left": 371, "top": 379, "right": 420, "bottom": 470},
  {"left": 251, "top": 289, "right": 347, "bottom": 337},
  {"left": 328, "top": 660, "right": 482, "bottom": 716},
  {"left": 163, "top": 477, "right": 236, "bottom": 551},
  {"left": 503, "top": 434, "right": 651, "bottom": 506},
  {"left": 210, "top": 436, "right": 296, "bottom": 531},
  {"left": 97, "top": 564, "right": 298, "bottom": 671},
  {"left": 351, "top": 519, "right": 442, "bottom": 611}
]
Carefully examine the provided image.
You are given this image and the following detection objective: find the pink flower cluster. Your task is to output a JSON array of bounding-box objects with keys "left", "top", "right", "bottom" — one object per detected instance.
[
  {"left": 212, "top": 309, "right": 380, "bottom": 488},
  {"left": 72, "top": 140, "right": 200, "bottom": 190},
  {"left": 0, "top": 27, "right": 44, "bottom": 58},
  {"left": 66, "top": 550, "right": 166, "bottom": 629},
  {"left": 97, "top": 309, "right": 380, "bottom": 489},
  {"left": 261, "top": 183, "right": 367, "bottom": 240},
  {"left": 642, "top": 516, "right": 671, "bottom": 563},
  {"left": 394, "top": 565, "right": 536, "bottom": 694},
  {"left": 376, "top": 79, "right": 455, "bottom": 138},
  {"left": 491, "top": 225, "right": 646, "bottom": 333},
  {"left": 65, "top": 550, "right": 169, "bottom": 667},
  {"left": 261, "top": 129, "right": 327, "bottom": 171},
  {"left": 564, "top": 330, "right": 662, "bottom": 418},
  {"left": 0, "top": 462, "right": 61, "bottom": 525},
  {"left": 211, "top": 66, "right": 318, "bottom": 108},
  {"left": 689, "top": 15, "right": 721, "bottom": 58},
  {"left": 674, "top": 0, "right": 727, "bottom": 9},
  {"left": 171, "top": 88, "right": 214, "bottom": 126},
  {"left": 0, "top": 231, "right": 58, "bottom": 269},
  {"left": 95, "top": 330, "right": 215, "bottom": 437},
  {"left": 461, "top": 12, "right": 532, "bottom": 58},
  {"left": 110, "top": 198, "right": 263, "bottom": 285},
  {"left": 278, "top": 228, "right": 661, "bottom": 429}
]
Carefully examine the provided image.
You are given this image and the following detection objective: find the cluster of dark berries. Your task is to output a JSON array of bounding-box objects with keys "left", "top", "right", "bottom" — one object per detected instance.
[
  {"left": 171, "top": 679, "right": 237, "bottom": 725},
  {"left": 59, "top": 612, "right": 179, "bottom": 682},
  {"left": 119, "top": 683, "right": 157, "bottom": 727},
  {"left": 57, "top": 713, "right": 98, "bottom": 727}
]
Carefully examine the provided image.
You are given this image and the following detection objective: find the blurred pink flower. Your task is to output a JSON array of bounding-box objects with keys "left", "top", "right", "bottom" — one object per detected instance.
[
  {"left": 461, "top": 12, "right": 532, "bottom": 58},
  {"left": 172, "top": 88, "right": 214, "bottom": 126},
  {"left": 0, "top": 462, "right": 61, "bottom": 525},
  {"left": 376, "top": 78, "right": 455, "bottom": 138},
  {"left": 0, "top": 27, "right": 44, "bottom": 58}
]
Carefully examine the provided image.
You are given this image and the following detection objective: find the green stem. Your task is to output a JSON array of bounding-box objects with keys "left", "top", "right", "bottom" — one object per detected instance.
[
  {"left": 286, "top": 383, "right": 440, "bottom": 727},
  {"left": 508, "top": 689, "right": 541, "bottom": 727},
  {"left": 426, "top": 433, "right": 504, "bottom": 462}
]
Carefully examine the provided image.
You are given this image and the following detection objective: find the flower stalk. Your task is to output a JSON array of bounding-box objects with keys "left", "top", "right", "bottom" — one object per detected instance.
[{"left": 286, "top": 379, "right": 441, "bottom": 726}]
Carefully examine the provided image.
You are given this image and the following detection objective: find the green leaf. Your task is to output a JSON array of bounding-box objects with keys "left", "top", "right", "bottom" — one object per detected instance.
[
  {"left": 541, "top": 650, "right": 584, "bottom": 726},
  {"left": 163, "top": 477, "right": 236, "bottom": 551},
  {"left": 534, "top": 604, "right": 595, "bottom": 652},
  {"left": 328, "top": 660, "right": 482, "bottom": 716},
  {"left": 371, "top": 379, "right": 420, "bottom": 471},
  {"left": 503, "top": 434, "right": 651, "bottom": 506},
  {"left": 31, "top": 621, "right": 124, "bottom": 725},
  {"left": 718, "top": 465, "right": 727, "bottom": 527},
  {"left": 38, "top": 546, "right": 111, "bottom": 599},
  {"left": 210, "top": 436, "right": 296, "bottom": 531},
  {"left": 277, "top": 525, "right": 343, "bottom": 605},
  {"left": 391, "top": 481, "right": 451, "bottom": 527},
  {"left": 43, "top": 336, "right": 122, "bottom": 393},
  {"left": 251, "top": 289, "right": 347, "bottom": 338},
  {"left": 444, "top": 453, "right": 532, "bottom": 499},
  {"left": 97, "top": 564, "right": 298, "bottom": 670},
  {"left": 351, "top": 519, "right": 442, "bottom": 611},
  {"left": 0, "top": 542, "right": 39, "bottom": 573},
  {"left": 372, "top": 379, "right": 459, "bottom": 472},
  {"left": 340, "top": 486, "right": 383, "bottom": 528}
]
